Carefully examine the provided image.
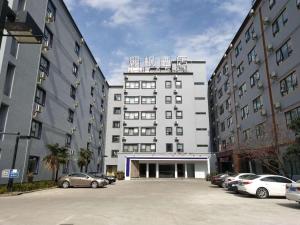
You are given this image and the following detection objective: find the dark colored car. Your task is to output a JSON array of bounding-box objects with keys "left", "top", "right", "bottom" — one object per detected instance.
[
  {"left": 227, "top": 180, "right": 239, "bottom": 192},
  {"left": 211, "top": 173, "right": 234, "bottom": 187},
  {"left": 89, "top": 172, "right": 116, "bottom": 184}
]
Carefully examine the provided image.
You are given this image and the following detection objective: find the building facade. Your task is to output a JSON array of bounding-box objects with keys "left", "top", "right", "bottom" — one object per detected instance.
[
  {"left": 208, "top": 0, "right": 300, "bottom": 176},
  {"left": 104, "top": 57, "right": 214, "bottom": 180},
  {"left": 0, "top": 0, "right": 108, "bottom": 184}
]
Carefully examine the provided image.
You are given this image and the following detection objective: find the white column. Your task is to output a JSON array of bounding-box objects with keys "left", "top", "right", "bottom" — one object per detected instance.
[
  {"left": 156, "top": 162, "right": 159, "bottom": 178},
  {"left": 184, "top": 163, "right": 188, "bottom": 178},
  {"left": 207, "top": 158, "right": 211, "bottom": 175},
  {"left": 175, "top": 163, "right": 178, "bottom": 178},
  {"left": 146, "top": 163, "right": 149, "bottom": 178}
]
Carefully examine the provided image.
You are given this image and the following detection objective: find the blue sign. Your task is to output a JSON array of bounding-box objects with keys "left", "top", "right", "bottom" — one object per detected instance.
[{"left": 1, "top": 169, "right": 19, "bottom": 178}]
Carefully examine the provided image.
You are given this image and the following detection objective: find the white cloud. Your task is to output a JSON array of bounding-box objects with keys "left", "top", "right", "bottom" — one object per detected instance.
[{"left": 106, "top": 59, "right": 128, "bottom": 85}]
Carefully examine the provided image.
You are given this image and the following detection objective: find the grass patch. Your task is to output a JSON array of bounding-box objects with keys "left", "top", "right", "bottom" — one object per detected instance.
[{"left": 0, "top": 180, "right": 57, "bottom": 194}]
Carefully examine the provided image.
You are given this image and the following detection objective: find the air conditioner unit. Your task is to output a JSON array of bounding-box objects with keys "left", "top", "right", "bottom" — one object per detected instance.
[
  {"left": 123, "top": 122, "right": 127, "bottom": 126},
  {"left": 230, "top": 43, "right": 233, "bottom": 48},
  {"left": 267, "top": 44, "right": 273, "bottom": 52},
  {"left": 153, "top": 89, "right": 158, "bottom": 95},
  {"left": 80, "top": 38, "right": 84, "bottom": 45},
  {"left": 252, "top": 32, "right": 258, "bottom": 40},
  {"left": 69, "top": 149, "right": 75, "bottom": 155},
  {"left": 237, "top": 124, "right": 241, "bottom": 129},
  {"left": 74, "top": 101, "right": 79, "bottom": 108},
  {"left": 77, "top": 58, "right": 82, "bottom": 65},
  {"left": 153, "top": 105, "right": 158, "bottom": 110},
  {"left": 173, "top": 90, "right": 178, "bottom": 95},
  {"left": 257, "top": 81, "right": 264, "bottom": 89},
  {"left": 274, "top": 102, "right": 281, "bottom": 110},
  {"left": 123, "top": 106, "right": 127, "bottom": 110},
  {"left": 254, "top": 57, "right": 261, "bottom": 64},
  {"left": 153, "top": 137, "right": 158, "bottom": 142},
  {"left": 249, "top": 9, "right": 255, "bottom": 16},
  {"left": 174, "top": 75, "right": 178, "bottom": 80},
  {"left": 233, "top": 83, "right": 238, "bottom": 89},
  {"left": 75, "top": 80, "right": 80, "bottom": 88},
  {"left": 35, "top": 104, "right": 43, "bottom": 113},
  {"left": 122, "top": 137, "right": 126, "bottom": 142},
  {"left": 175, "top": 137, "right": 179, "bottom": 142},
  {"left": 261, "top": 108, "right": 267, "bottom": 116},
  {"left": 263, "top": 17, "right": 270, "bottom": 25},
  {"left": 124, "top": 75, "right": 128, "bottom": 80},
  {"left": 226, "top": 90, "right": 231, "bottom": 95},
  {"left": 88, "top": 136, "right": 92, "bottom": 143},
  {"left": 228, "top": 107, "right": 232, "bottom": 113},
  {"left": 154, "top": 75, "right": 157, "bottom": 80},
  {"left": 45, "top": 12, "right": 54, "bottom": 23},
  {"left": 231, "top": 63, "right": 236, "bottom": 68},
  {"left": 235, "top": 102, "right": 239, "bottom": 108},
  {"left": 70, "top": 127, "right": 77, "bottom": 134},
  {"left": 270, "top": 71, "right": 277, "bottom": 79},
  {"left": 154, "top": 121, "right": 158, "bottom": 126},
  {"left": 39, "top": 71, "right": 46, "bottom": 80},
  {"left": 42, "top": 41, "right": 50, "bottom": 51},
  {"left": 174, "top": 105, "right": 178, "bottom": 110},
  {"left": 174, "top": 121, "right": 179, "bottom": 126}
]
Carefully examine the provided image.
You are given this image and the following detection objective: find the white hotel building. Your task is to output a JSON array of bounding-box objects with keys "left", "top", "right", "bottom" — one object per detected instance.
[{"left": 104, "top": 57, "right": 214, "bottom": 180}]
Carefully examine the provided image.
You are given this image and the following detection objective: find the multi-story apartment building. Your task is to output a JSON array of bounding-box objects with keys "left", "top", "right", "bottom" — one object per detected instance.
[
  {"left": 0, "top": 0, "right": 108, "bottom": 184},
  {"left": 208, "top": 0, "right": 300, "bottom": 175},
  {"left": 105, "top": 57, "right": 214, "bottom": 180}
]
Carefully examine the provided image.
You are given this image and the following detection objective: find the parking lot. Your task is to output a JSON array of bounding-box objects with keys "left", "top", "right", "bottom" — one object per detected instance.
[{"left": 0, "top": 180, "right": 299, "bottom": 225}]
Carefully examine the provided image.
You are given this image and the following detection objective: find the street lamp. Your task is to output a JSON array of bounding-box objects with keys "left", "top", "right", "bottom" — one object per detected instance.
[{"left": 0, "top": 0, "right": 43, "bottom": 47}]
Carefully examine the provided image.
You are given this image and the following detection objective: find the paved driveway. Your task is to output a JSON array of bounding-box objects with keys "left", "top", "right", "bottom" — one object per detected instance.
[{"left": 0, "top": 180, "right": 299, "bottom": 225}]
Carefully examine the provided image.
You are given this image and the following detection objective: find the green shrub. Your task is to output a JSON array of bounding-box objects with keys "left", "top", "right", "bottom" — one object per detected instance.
[{"left": 0, "top": 181, "right": 56, "bottom": 194}]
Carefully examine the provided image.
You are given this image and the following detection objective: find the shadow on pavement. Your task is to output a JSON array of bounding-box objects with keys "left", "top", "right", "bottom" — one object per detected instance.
[{"left": 277, "top": 203, "right": 300, "bottom": 209}]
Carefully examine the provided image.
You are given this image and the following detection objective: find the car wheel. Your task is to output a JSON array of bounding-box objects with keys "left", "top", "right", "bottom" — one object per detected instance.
[
  {"left": 62, "top": 181, "right": 70, "bottom": 189},
  {"left": 91, "top": 181, "right": 98, "bottom": 189},
  {"left": 256, "top": 187, "right": 269, "bottom": 199}
]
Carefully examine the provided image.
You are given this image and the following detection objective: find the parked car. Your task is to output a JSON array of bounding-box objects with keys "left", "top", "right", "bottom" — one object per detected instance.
[
  {"left": 286, "top": 180, "right": 300, "bottom": 204},
  {"left": 89, "top": 172, "right": 116, "bottom": 184},
  {"left": 226, "top": 174, "right": 257, "bottom": 192},
  {"left": 58, "top": 172, "right": 108, "bottom": 188},
  {"left": 237, "top": 175, "right": 295, "bottom": 199},
  {"left": 211, "top": 173, "right": 233, "bottom": 187}
]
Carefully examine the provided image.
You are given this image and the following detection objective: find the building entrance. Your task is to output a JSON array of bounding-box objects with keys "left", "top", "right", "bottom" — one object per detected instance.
[
  {"left": 149, "top": 164, "right": 156, "bottom": 178},
  {"left": 177, "top": 164, "right": 185, "bottom": 178},
  {"left": 159, "top": 164, "right": 175, "bottom": 178}
]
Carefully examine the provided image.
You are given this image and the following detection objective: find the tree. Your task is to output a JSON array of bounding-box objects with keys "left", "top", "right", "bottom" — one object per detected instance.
[
  {"left": 77, "top": 148, "right": 93, "bottom": 173},
  {"left": 43, "top": 143, "right": 69, "bottom": 182}
]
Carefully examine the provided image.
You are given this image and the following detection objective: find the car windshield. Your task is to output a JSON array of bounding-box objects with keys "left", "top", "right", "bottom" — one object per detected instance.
[{"left": 246, "top": 175, "right": 260, "bottom": 180}]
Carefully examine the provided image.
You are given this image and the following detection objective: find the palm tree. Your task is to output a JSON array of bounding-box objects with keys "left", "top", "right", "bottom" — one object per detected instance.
[
  {"left": 43, "top": 144, "right": 69, "bottom": 182},
  {"left": 77, "top": 148, "right": 93, "bottom": 173}
]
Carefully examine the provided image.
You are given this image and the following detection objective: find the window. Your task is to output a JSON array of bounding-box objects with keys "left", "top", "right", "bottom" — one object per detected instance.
[
  {"left": 68, "top": 109, "right": 74, "bottom": 123},
  {"left": 196, "top": 128, "right": 207, "bottom": 131},
  {"left": 43, "top": 27, "right": 53, "bottom": 48},
  {"left": 87, "top": 143, "right": 90, "bottom": 150},
  {"left": 194, "top": 82, "right": 205, "bottom": 85},
  {"left": 218, "top": 88, "right": 223, "bottom": 99},
  {"left": 10, "top": 37, "right": 18, "bottom": 57},
  {"left": 27, "top": 156, "right": 40, "bottom": 175},
  {"left": 88, "top": 123, "right": 92, "bottom": 133},
  {"left": 176, "top": 127, "right": 183, "bottom": 136},
  {"left": 175, "top": 81, "right": 182, "bottom": 88},
  {"left": 0, "top": 104, "right": 9, "bottom": 140},
  {"left": 219, "top": 104, "right": 224, "bottom": 116},
  {"left": 65, "top": 134, "right": 72, "bottom": 147},
  {"left": 72, "top": 63, "right": 78, "bottom": 76},
  {"left": 223, "top": 63, "right": 229, "bottom": 75},
  {"left": 90, "top": 87, "right": 94, "bottom": 97},
  {"left": 47, "top": 0, "right": 56, "bottom": 21},
  {"left": 235, "top": 41, "right": 242, "bottom": 57},
  {"left": 166, "top": 127, "right": 172, "bottom": 135},
  {"left": 175, "top": 96, "right": 182, "bottom": 104},
  {"left": 114, "top": 94, "right": 121, "bottom": 101},
  {"left": 272, "top": 9, "right": 288, "bottom": 36},
  {"left": 238, "top": 83, "right": 247, "bottom": 98},
  {"left": 124, "top": 127, "right": 139, "bottom": 136},
  {"left": 70, "top": 85, "right": 76, "bottom": 100},
  {"left": 255, "top": 123, "right": 265, "bottom": 139},
  {"left": 140, "top": 144, "right": 156, "bottom": 152},
  {"left": 125, "top": 96, "right": 139, "bottom": 104},
  {"left": 195, "top": 112, "right": 207, "bottom": 115},
  {"left": 112, "top": 135, "right": 120, "bottom": 143},
  {"left": 195, "top": 97, "right": 206, "bottom": 100},
  {"left": 165, "top": 111, "right": 172, "bottom": 119},
  {"left": 30, "top": 120, "right": 42, "bottom": 139},
  {"left": 248, "top": 47, "right": 257, "bottom": 64},
  {"left": 241, "top": 105, "right": 249, "bottom": 120},
  {"left": 242, "top": 129, "right": 251, "bottom": 141},
  {"left": 269, "top": 0, "right": 275, "bottom": 9},
  {"left": 39, "top": 56, "right": 50, "bottom": 75},
  {"left": 141, "top": 127, "right": 156, "bottom": 136},
  {"left": 75, "top": 42, "right": 80, "bottom": 56},
  {"left": 165, "top": 81, "right": 172, "bottom": 88},
  {"left": 177, "top": 143, "right": 184, "bottom": 152},
  {"left": 92, "top": 70, "right": 95, "bottom": 79},
  {"left": 166, "top": 143, "right": 173, "bottom": 152},
  {"left": 276, "top": 39, "right": 293, "bottom": 65},
  {"left": 225, "top": 98, "right": 231, "bottom": 110},
  {"left": 217, "top": 72, "right": 221, "bottom": 83},
  {"left": 165, "top": 96, "right": 172, "bottom": 104},
  {"left": 228, "top": 136, "right": 235, "bottom": 145},
  {"left": 3, "top": 64, "right": 15, "bottom": 97},
  {"left": 17, "top": 0, "right": 26, "bottom": 11},
  {"left": 113, "top": 121, "right": 120, "bottom": 128},
  {"left": 89, "top": 104, "right": 93, "bottom": 114},
  {"left": 141, "top": 111, "right": 156, "bottom": 120},
  {"left": 245, "top": 23, "right": 255, "bottom": 43},
  {"left": 221, "top": 122, "right": 225, "bottom": 132},
  {"left": 285, "top": 106, "right": 300, "bottom": 125},
  {"left": 250, "top": 71, "right": 260, "bottom": 87},
  {"left": 125, "top": 81, "right": 139, "bottom": 89},
  {"left": 237, "top": 62, "right": 244, "bottom": 77},
  {"left": 123, "top": 144, "right": 138, "bottom": 152},
  {"left": 280, "top": 72, "right": 297, "bottom": 96},
  {"left": 197, "top": 145, "right": 208, "bottom": 147},
  {"left": 224, "top": 80, "right": 229, "bottom": 92},
  {"left": 113, "top": 107, "right": 121, "bottom": 114},
  {"left": 176, "top": 111, "right": 183, "bottom": 119},
  {"left": 227, "top": 117, "right": 233, "bottom": 128},
  {"left": 253, "top": 96, "right": 263, "bottom": 112},
  {"left": 124, "top": 111, "right": 139, "bottom": 120},
  {"left": 141, "top": 96, "right": 156, "bottom": 104},
  {"left": 141, "top": 81, "right": 156, "bottom": 89},
  {"left": 111, "top": 150, "right": 119, "bottom": 158}
]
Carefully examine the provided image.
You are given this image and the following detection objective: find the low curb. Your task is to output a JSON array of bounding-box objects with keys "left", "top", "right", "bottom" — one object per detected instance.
[{"left": 0, "top": 186, "right": 57, "bottom": 197}]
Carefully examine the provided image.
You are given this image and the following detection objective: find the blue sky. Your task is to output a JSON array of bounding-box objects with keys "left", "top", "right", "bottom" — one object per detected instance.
[{"left": 64, "top": 0, "right": 252, "bottom": 84}]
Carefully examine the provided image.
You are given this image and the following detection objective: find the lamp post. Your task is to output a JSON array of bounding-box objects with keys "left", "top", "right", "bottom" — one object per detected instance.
[
  {"left": 0, "top": 132, "right": 31, "bottom": 192},
  {"left": 0, "top": 0, "right": 43, "bottom": 48}
]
